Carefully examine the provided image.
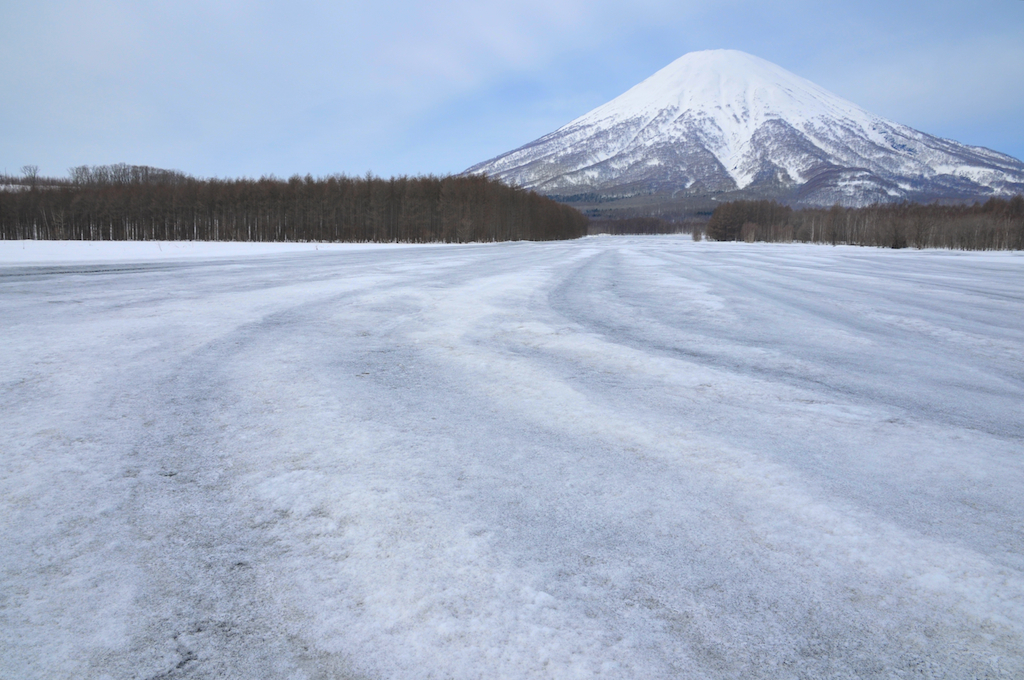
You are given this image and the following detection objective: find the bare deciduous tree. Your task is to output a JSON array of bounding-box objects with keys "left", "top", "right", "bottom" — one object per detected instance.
[{"left": 0, "top": 165, "right": 589, "bottom": 243}]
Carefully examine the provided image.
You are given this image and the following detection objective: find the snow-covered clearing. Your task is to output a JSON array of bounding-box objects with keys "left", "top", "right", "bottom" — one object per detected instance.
[
  {"left": 0, "top": 239, "right": 413, "bottom": 264},
  {"left": 2, "top": 236, "right": 1022, "bottom": 678}
]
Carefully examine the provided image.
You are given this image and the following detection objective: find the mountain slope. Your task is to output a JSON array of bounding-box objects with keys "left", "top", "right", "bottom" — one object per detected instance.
[{"left": 466, "top": 50, "right": 1024, "bottom": 208}]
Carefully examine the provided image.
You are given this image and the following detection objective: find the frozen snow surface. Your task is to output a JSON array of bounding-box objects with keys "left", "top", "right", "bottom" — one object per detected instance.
[
  {"left": 0, "top": 239, "right": 416, "bottom": 264},
  {"left": 2, "top": 237, "right": 1023, "bottom": 679}
]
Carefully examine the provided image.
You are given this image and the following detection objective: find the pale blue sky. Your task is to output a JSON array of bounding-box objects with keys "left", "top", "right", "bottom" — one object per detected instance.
[{"left": 2, "top": 0, "right": 1022, "bottom": 179}]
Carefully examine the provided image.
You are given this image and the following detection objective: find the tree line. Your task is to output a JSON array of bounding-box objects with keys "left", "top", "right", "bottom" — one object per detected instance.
[
  {"left": 587, "top": 216, "right": 692, "bottom": 236},
  {"left": 0, "top": 165, "right": 588, "bottom": 243},
  {"left": 705, "top": 198, "right": 1024, "bottom": 250}
]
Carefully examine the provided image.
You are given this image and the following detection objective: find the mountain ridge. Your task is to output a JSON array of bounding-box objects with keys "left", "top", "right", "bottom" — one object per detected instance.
[{"left": 465, "top": 50, "right": 1024, "bottom": 211}]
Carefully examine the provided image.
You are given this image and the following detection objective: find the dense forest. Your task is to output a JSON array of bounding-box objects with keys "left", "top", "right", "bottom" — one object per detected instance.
[
  {"left": 705, "top": 198, "right": 1024, "bottom": 250},
  {"left": 0, "top": 165, "right": 588, "bottom": 243}
]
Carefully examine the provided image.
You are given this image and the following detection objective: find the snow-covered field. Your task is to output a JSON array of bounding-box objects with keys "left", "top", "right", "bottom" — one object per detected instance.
[
  {"left": 2, "top": 236, "right": 1022, "bottom": 679},
  {"left": 0, "top": 239, "right": 407, "bottom": 264}
]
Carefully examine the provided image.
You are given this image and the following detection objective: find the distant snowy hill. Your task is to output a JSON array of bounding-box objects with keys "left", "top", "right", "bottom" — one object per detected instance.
[{"left": 466, "top": 50, "right": 1024, "bottom": 208}]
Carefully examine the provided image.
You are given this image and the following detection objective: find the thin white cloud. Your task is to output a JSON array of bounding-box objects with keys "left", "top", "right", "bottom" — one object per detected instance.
[{"left": 0, "top": 0, "right": 1020, "bottom": 177}]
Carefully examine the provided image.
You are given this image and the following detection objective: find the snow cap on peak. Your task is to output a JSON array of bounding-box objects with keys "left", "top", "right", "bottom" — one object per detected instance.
[
  {"left": 577, "top": 48, "right": 873, "bottom": 134},
  {"left": 554, "top": 48, "right": 880, "bottom": 187}
]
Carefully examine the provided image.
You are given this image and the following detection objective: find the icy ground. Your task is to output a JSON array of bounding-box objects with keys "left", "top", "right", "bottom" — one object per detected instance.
[
  {"left": 0, "top": 239, "right": 400, "bottom": 264},
  {"left": 2, "top": 237, "right": 1023, "bottom": 679}
]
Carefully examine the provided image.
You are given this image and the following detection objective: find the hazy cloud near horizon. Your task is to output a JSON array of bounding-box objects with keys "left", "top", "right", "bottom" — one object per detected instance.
[{"left": 2, "top": 0, "right": 1022, "bottom": 179}]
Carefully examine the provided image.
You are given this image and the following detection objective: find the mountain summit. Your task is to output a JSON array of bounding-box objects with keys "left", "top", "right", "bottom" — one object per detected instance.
[{"left": 466, "top": 50, "right": 1024, "bottom": 210}]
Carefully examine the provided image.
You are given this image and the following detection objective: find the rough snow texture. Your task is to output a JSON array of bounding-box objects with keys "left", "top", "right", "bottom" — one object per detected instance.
[
  {"left": 2, "top": 238, "right": 1023, "bottom": 679},
  {"left": 466, "top": 50, "right": 1024, "bottom": 206}
]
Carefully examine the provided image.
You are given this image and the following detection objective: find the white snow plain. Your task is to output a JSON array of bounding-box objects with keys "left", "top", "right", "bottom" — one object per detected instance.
[
  {"left": 0, "top": 239, "right": 406, "bottom": 264},
  {"left": 2, "top": 236, "right": 1023, "bottom": 679}
]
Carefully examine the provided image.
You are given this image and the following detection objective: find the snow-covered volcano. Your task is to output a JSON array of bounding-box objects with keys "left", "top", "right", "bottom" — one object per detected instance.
[{"left": 466, "top": 50, "right": 1024, "bottom": 207}]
